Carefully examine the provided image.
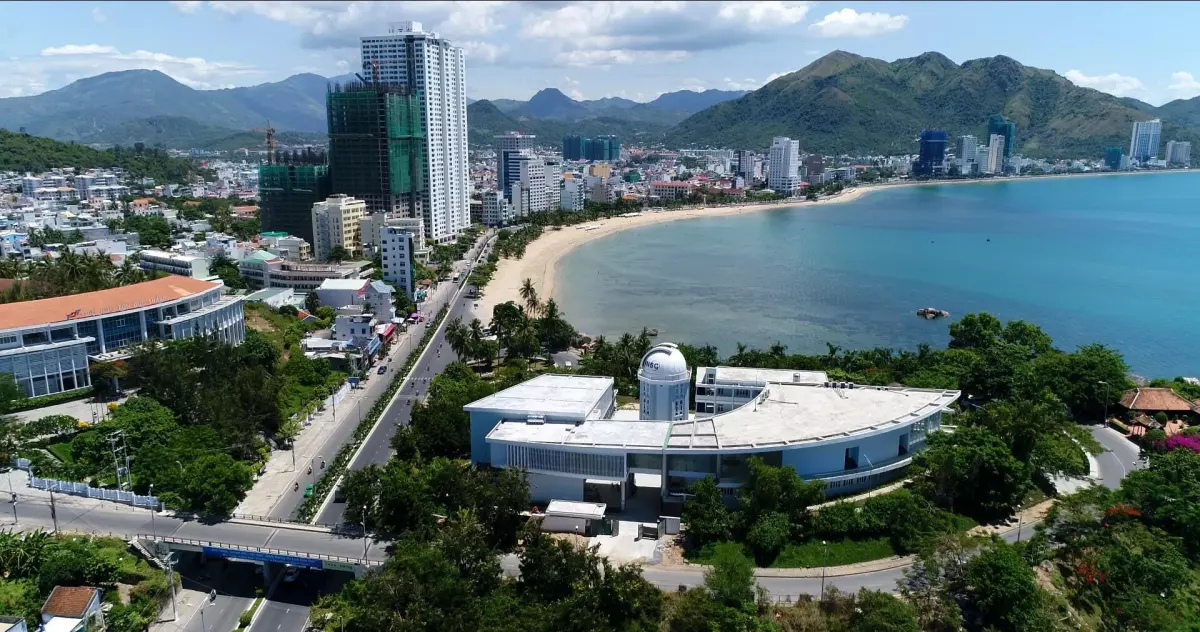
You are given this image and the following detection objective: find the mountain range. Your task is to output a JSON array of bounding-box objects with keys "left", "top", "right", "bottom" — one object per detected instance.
[
  {"left": 666, "top": 51, "right": 1200, "bottom": 158},
  {"left": 2, "top": 52, "right": 1199, "bottom": 159}
]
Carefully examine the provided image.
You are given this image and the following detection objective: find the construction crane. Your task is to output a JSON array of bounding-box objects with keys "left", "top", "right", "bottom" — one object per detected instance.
[{"left": 250, "top": 120, "right": 277, "bottom": 163}]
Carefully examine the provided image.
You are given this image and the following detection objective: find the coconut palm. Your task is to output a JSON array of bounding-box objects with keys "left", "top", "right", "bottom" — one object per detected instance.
[
  {"left": 115, "top": 257, "right": 144, "bottom": 286},
  {"left": 444, "top": 318, "right": 471, "bottom": 362},
  {"left": 519, "top": 277, "right": 541, "bottom": 316}
]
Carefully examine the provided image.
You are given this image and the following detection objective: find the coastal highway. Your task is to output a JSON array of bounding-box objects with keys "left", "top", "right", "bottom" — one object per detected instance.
[{"left": 263, "top": 233, "right": 492, "bottom": 523}]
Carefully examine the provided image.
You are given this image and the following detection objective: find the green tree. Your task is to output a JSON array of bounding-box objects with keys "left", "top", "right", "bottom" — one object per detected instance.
[
  {"left": 180, "top": 452, "right": 253, "bottom": 515},
  {"left": 965, "top": 541, "right": 1053, "bottom": 631},
  {"left": 911, "top": 427, "right": 1030, "bottom": 520},
  {"left": 305, "top": 291, "right": 320, "bottom": 313},
  {"left": 327, "top": 245, "right": 351, "bottom": 263},
  {"left": 680, "top": 476, "right": 733, "bottom": 549},
  {"left": 702, "top": 542, "right": 756, "bottom": 608},
  {"left": 849, "top": 589, "right": 920, "bottom": 632}
]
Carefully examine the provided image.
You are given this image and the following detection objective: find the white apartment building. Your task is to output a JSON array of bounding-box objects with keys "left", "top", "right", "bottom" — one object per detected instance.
[
  {"left": 360, "top": 214, "right": 427, "bottom": 260},
  {"left": 649, "top": 181, "right": 695, "bottom": 201},
  {"left": 985, "top": 135, "right": 1006, "bottom": 174},
  {"left": 380, "top": 225, "right": 416, "bottom": 298},
  {"left": 137, "top": 250, "right": 211, "bottom": 279},
  {"left": 957, "top": 135, "right": 978, "bottom": 167},
  {"left": 560, "top": 178, "right": 587, "bottom": 211},
  {"left": 311, "top": 195, "right": 366, "bottom": 262},
  {"left": 768, "top": 137, "right": 802, "bottom": 196},
  {"left": 512, "top": 153, "right": 551, "bottom": 217},
  {"left": 362, "top": 21, "right": 470, "bottom": 244},
  {"left": 1165, "top": 140, "right": 1192, "bottom": 166},
  {"left": 481, "top": 189, "right": 514, "bottom": 227},
  {"left": 259, "top": 234, "right": 312, "bottom": 261},
  {"left": 1129, "top": 119, "right": 1163, "bottom": 162}
]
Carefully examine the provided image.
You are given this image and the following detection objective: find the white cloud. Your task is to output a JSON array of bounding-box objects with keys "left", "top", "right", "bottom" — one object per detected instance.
[
  {"left": 809, "top": 8, "right": 907, "bottom": 38},
  {"left": 186, "top": 1, "right": 511, "bottom": 49},
  {"left": 555, "top": 49, "right": 689, "bottom": 68},
  {"left": 679, "top": 77, "right": 706, "bottom": 92},
  {"left": 2, "top": 43, "right": 261, "bottom": 96},
  {"left": 724, "top": 72, "right": 788, "bottom": 91},
  {"left": 170, "top": 1, "right": 202, "bottom": 13},
  {"left": 459, "top": 41, "right": 507, "bottom": 65},
  {"left": 41, "top": 44, "right": 118, "bottom": 56},
  {"left": 335, "top": 59, "right": 349, "bottom": 69},
  {"left": 716, "top": 1, "right": 811, "bottom": 28},
  {"left": 91, "top": 7, "right": 106, "bottom": 23},
  {"left": 563, "top": 76, "right": 584, "bottom": 100},
  {"left": 1168, "top": 71, "right": 1200, "bottom": 99},
  {"left": 1064, "top": 69, "right": 1146, "bottom": 97}
]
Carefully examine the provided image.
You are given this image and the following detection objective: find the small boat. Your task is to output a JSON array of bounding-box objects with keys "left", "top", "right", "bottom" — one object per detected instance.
[{"left": 916, "top": 307, "right": 950, "bottom": 319}]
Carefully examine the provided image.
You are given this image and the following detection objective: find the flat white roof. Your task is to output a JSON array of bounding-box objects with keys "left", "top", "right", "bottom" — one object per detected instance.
[
  {"left": 545, "top": 500, "right": 606, "bottom": 520},
  {"left": 488, "top": 418, "right": 670, "bottom": 449},
  {"left": 696, "top": 366, "right": 829, "bottom": 387},
  {"left": 668, "top": 383, "right": 958, "bottom": 450},
  {"left": 465, "top": 373, "right": 612, "bottom": 419},
  {"left": 318, "top": 279, "right": 369, "bottom": 291}
]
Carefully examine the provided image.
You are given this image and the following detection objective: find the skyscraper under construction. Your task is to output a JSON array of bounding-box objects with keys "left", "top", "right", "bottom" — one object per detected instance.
[{"left": 326, "top": 80, "right": 425, "bottom": 217}]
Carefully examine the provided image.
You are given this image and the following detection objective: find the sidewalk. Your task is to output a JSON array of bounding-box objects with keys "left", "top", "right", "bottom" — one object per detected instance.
[{"left": 12, "top": 393, "right": 131, "bottom": 424}]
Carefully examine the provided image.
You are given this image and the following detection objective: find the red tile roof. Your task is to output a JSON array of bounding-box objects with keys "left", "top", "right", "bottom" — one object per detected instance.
[
  {"left": 0, "top": 276, "right": 220, "bottom": 331},
  {"left": 41, "top": 586, "right": 99, "bottom": 618},
  {"left": 1118, "top": 387, "right": 1199, "bottom": 413}
]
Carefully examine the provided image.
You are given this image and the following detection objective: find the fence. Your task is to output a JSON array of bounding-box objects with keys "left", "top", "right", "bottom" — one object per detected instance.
[{"left": 27, "top": 476, "right": 161, "bottom": 510}]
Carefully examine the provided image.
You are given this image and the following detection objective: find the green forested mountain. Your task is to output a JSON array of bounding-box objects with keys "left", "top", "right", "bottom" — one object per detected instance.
[
  {"left": 0, "top": 129, "right": 205, "bottom": 182},
  {"left": 466, "top": 100, "right": 669, "bottom": 148},
  {"left": 665, "top": 51, "right": 1200, "bottom": 157}
]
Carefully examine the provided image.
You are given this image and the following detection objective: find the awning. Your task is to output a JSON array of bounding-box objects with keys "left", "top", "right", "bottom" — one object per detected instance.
[{"left": 380, "top": 324, "right": 395, "bottom": 338}]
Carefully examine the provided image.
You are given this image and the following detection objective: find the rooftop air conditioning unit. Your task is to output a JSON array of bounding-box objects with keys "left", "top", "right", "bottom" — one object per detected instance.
[{"left": 526, "top": 414, "right": 545, "bottom": 425}]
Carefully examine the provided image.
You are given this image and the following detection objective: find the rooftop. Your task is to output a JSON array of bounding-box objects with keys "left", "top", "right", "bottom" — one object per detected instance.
[
  {"left": 1119, "top": 387, "right": 1198, "bottom": 413},
  {"left": 318, "top": 278, "right": 369, "bottom": 291},
  {"left": 465, "top": 373, "right": 612, "bottom": 419},
  {"left": 545, "top": 500, "right": 606, "bottom": 520},
  {"left": 41, "top": 585, "right": 99, "bottom": 618},
  {"left": 696, "top": 366, "right": 828, "bottom": 387},
  {"left": 669, "top": 382, "right": 959, "bottom": 450},
  {"left": 0, "top": 276, "right": 220, "bottom": 331},
  {"left": 487, "top": 418, "right": 670, "bottom": 449}
]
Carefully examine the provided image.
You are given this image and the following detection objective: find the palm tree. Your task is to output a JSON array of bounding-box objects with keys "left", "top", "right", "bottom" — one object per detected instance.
[
  {"left": 468, "top": 318, "right": 488, "bottom": 365},
  {"left": 115, "top": 258, "right": 144, "bottom": 286},
  {"left": 445, "top": 318, "right": 470, "bottom": 362},
  {"left": 519, "top": 278, "right": 541, "bottom": 316}
]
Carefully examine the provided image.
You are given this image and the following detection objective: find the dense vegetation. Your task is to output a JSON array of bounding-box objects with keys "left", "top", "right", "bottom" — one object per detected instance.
[
  {"left": 0, "top": 533, "right": 169, "bottom": 632},
  {"left": 0, "top": 251, "right": 154, "bottom": 304},
  {"left": 0, "top": 129, "right": 203, "bottom": 182},
  {"left": 666, "top": 51, "right": 1200, "bottom": 158}
]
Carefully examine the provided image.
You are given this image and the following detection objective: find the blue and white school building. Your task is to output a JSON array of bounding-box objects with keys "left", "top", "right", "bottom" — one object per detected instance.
[{"left": 466, "top": 343, "right": 959, "bottom": 509}]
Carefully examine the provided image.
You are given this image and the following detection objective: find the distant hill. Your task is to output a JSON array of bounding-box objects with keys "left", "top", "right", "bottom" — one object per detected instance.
[
  {"left": 1146, "top": 97, "right": 1200, "bottom": 134},
  {"left": 466, "top": 100, "right": 668, "bottom": 148},
  {"left": 0, "top": 128, "right": 207, "bottom": 182},
  {"left": 648, "top": 89, "right": 750, "bottom": 114},
  {"left": 664, "top": 51, "right": 1200, "bottom": 158},
  {"left": 0, "top": 69, "right": 332, "bottom": 148}
]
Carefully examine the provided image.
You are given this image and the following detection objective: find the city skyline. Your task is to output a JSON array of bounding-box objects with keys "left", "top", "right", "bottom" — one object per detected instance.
[{"left": 0, "top": 1, "right": 1198, "bottom": 107}]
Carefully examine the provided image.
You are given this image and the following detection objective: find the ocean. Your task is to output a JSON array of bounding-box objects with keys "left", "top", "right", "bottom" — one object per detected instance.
[{"left": 555, "top": 172, "right": 1200, "bottom": 378}]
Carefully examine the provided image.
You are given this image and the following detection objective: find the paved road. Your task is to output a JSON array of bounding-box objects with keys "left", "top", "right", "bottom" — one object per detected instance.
[
  {"left": 250, "top": 567, "right": 350, "bottom": 632},
  {"left": 171, "top": 553, "right": 261, "bottom": 632},
  {"left": 314, "top": 241, "right": 492, "bottom": 526},
  {"left": 264, "top": 234, "right": 492, "bottom": 523}
]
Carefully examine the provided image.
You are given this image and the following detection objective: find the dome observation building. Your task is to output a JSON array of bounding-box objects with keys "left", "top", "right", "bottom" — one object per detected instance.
[
  {"left": 464, "top": 342, "right": 959, "bottom": 512},
  {"left": 638, "top": 343, "right": 691, "bottom": 421}
]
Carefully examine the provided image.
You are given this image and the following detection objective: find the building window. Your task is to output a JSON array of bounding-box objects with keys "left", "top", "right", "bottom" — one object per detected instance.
[{"left": 844, "top": 446, "right": 859, "bottom": 470}]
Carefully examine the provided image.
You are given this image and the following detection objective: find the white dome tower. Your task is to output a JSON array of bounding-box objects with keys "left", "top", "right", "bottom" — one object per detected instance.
[{"left": 638, "top": 342, "right": 691, "bottom": 421}]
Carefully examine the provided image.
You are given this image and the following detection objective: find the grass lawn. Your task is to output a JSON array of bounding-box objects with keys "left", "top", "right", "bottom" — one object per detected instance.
[
  {"left": 46, "top": 442, "right": 74, "bottom": 464},
  {"left": 771, "top": 537, "right": 900, "bottom": 568}
]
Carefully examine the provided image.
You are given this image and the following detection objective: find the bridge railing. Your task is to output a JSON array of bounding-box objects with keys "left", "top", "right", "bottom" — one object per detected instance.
[{"left": 139, "top": 534, "right": 382, "bottom": 566}]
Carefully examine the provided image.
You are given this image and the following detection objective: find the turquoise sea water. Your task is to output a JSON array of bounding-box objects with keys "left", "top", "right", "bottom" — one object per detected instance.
[{"left": 555, "top": 172, "right": 1200, "bottom": 378}]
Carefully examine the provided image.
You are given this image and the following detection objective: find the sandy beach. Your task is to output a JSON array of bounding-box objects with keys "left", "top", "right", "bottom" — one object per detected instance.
[{"left": 475, "top": 169, "right": 1195, "bottom": 319}]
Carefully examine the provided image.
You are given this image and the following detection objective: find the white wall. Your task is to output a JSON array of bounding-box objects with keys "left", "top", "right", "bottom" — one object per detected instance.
[{"left": 527, "top": 472, "right": 584, "bottom": 504}]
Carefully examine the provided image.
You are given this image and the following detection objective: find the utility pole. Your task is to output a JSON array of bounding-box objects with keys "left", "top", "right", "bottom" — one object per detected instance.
[
  {"left": 7, "top": 475, "right": 15, "bottom": 524},
  {"left": 163, "top": 551, "right": 179, "bottom": 622},
  {"left": 107, "top": 431, "right": 127, "bottom": 490},
  {"left": 819, "top": 540, "right": 828, "bottom": 597},
  {"left": 48, "top": 487, "right": 58, "bottom": 534}
]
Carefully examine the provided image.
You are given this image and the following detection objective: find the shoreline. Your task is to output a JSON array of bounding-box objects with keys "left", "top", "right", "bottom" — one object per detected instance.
[{"left": 475, "top": 168, "right": 1196, "bottom": 319}]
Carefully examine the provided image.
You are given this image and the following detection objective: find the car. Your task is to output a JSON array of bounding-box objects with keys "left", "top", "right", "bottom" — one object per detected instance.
[
  {"left": 377, "top": 366, "right": 387, "bottom": 375},
  {"left": 333, "top": 485, "right": 345, "bottom": 503},
  {"left": 282, "top": 566, "right": 300, "bottom": 583},
  {"left": 303, "top": 484, "right": 314, "bottom": 498}
]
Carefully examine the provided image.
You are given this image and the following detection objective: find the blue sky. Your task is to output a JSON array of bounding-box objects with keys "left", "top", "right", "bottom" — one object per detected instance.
[{"left": 2, "top": 1, "right": 1198, "bottom": 106}]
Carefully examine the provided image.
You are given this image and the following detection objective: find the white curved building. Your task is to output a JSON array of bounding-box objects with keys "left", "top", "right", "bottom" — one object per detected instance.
[{"left": 466, "top": 345, "right": 959, "bottom": 509}]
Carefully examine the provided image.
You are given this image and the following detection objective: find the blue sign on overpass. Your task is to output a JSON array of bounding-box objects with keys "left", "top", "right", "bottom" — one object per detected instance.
[{"left": 203, "top": 546, "right": 325, "bottom": 569}]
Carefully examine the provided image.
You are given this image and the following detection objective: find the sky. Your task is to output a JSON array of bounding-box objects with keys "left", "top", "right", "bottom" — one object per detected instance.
[{"left": 1, "top": 1, "right": 1199, "bottom": 106}]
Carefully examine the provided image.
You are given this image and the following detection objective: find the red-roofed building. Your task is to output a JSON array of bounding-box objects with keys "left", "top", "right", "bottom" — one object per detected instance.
[{"left": 0, "top": 277, "right": 245, "bottom": 398}]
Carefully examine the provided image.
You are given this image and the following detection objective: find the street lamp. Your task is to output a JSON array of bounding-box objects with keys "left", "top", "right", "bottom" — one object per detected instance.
[
  {"left": 819, "top": 540, "right": 828, "bottom": 597},
  {"left": 361, "top": 506, "right": 369, "bottom": 560},
  {"left": 861, "top": 453, "right": 875, "bottom": 498},
  {"left": 1098, "top": 380, "right": 1110, "bottom": 423},
  {"left": 148, "top": 483, "right": 157, "bottom": 541}
]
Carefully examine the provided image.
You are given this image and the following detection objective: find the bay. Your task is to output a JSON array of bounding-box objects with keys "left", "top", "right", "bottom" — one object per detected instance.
[{"left": 555, "top": 172, "right": 1200, "bottom": 378}]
